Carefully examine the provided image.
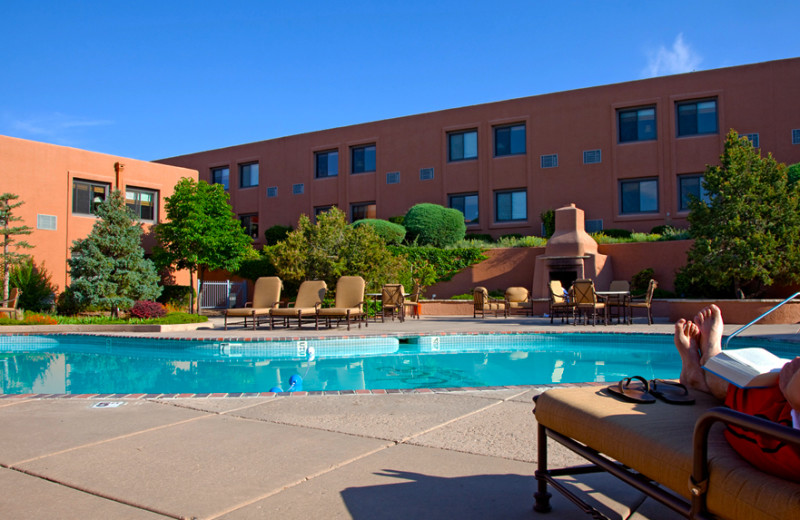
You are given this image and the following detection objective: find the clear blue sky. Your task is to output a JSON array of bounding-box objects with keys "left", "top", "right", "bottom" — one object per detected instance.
[{"left": 2, "top": 1, "right": 798, "bottom": 161}]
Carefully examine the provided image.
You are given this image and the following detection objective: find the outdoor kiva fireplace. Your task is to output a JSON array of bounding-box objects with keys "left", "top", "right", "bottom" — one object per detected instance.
[{"left": 532, "top": 204, "right": 612, "bottom": 298}]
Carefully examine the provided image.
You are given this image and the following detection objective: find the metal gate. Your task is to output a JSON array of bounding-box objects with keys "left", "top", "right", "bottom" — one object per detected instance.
[{"left": 199, "top": 281, "right": 248, "bottom": 309}]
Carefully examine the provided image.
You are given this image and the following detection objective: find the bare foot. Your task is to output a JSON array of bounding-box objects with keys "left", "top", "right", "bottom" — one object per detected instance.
[
  {"left": 674, "top": 318, "right": 709, "bottom": 392},
  {"left": 694, "top": 304, "right": 723, "bottom": 365}
]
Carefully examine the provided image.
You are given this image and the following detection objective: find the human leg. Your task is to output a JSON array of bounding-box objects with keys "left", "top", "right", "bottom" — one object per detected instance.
[{"left": 693, "top": 304, "right": 729, "bottom": 400}]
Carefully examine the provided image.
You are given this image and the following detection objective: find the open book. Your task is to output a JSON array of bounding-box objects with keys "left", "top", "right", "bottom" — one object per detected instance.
[{"left": 703, "top": 348, "right": 790, "bottom": 388}]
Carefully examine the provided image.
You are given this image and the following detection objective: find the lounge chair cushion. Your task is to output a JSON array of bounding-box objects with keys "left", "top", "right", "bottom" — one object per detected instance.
[{"left": 535, "top": 385, "right": 800, "bottom": 520}]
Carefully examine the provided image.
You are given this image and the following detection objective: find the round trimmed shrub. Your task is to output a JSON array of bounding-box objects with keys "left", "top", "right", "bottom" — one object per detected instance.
[
  {"left": 130, "top": 300, "right": 167, "bottom": 319},
  {"left": 403, "top": 203, "right": 466, "bottom": 247},
  {"left": 352, "top": 219, "right": 406, "bottom": 245},
  {"left": 263, "top": 224, "right": 293, "bottom": 245}
]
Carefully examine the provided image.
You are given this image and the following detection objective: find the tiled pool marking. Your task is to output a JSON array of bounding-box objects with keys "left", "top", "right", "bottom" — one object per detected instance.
[{"left": 0, "top": 382, "right": 605, "bottom": 399}]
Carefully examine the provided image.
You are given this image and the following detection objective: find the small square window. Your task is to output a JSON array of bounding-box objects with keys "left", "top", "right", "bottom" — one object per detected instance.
[
  {"left": 240, "top": 163, "right": 259, "bottom": 188},
  {"left": 585, "top": 219, "right": 604, "bottom": 233},
  {"left": 125, "top": 187, "right": 158, "bottom": 222},
  {"left": 314, "top": 205, "right": 334, "bottom": 221},
  {"left": 449, "top": 193, "right": 479, "bottom": 224},
  {"left": 618, "top": 107, "right": 656, "bottom": 142},
  {"left": 678, "top": 174, "right": 709, "bottom": 212},
  {"left": 239, "top": 214, "right": 259, "bottom": 239},
  {"left": 583, "top": 149, "right": 602, "bottom": 164},
  {"left": 37, "top": 214, "right": 57, "bottom": 230},
  {"left": 540, "top": 154, "right": 558, "bottom": 169},
  {"left": 292, "top": 183, "right": 304, "bottom": 195},
  {"left": 448, "top": 129, "right": 478, "bottom": 161},
  {"left": 744, "top": 133, "right": 759, "bottom": 148},
  {"left": 315, "top": 150, "right": 338, "bottom": 178},
  {"left": 351, "top": 202, "right": 376, "bottom": 222},
  {"left": 495, "top": 189, "right": 527, "bottom": 222},
  {"left": 677, "top": 99, "right": 718, "bottom": 137},
  {"left": 620, "top": 178, "right": 659, "bottom": 214},
  {"left": 793, "top": 129, "right": 800, "bottom": 145},
  {"left": 386, "top": 171, "right": 400, "bottom": 184},
  {"left": 494, "top": 124, "right": 526, "bottom": 157},
  {"left": 351, "top": 144, "right": 376, "bottom": 174},
  {"left": 72, "top": 180, "right": 110, "bottom": 216},
  {"left": 266, "top": 186, "right": 278, "bottom": 198},
  {"left": 419, "top": 167, "right": 434, "bottom": 180},
  {"left": 211, "top": 167, "right": 230, "bottom": 190}
]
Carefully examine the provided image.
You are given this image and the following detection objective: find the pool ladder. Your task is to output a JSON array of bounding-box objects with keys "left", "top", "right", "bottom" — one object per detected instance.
[{"left": 723, "top": 291, "right": 800, "bottom": 349}]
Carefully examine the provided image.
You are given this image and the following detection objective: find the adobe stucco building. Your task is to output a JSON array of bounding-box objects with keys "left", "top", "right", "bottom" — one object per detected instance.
[
  {"left": 0, "top": 135, "right": 197, "bottom": 291},
  {"left": 159, "top": 58, "right": 800, "bottom": 245}
]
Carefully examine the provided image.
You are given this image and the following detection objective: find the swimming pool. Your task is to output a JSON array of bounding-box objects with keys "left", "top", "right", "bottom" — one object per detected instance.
[{"left": 1, "top": 334, "right": 797, "bottom": 395}]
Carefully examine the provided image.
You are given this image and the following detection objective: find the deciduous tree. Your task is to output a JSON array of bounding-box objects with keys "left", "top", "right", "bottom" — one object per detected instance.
[{"left": 154, "top": 178, "right": 253, "bottom": 312}]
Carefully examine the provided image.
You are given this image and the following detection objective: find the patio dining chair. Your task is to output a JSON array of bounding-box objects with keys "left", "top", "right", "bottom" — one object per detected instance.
[
  {"left": 571, "top": 279, "right": 608, "bottom": 326},
  {"left": 548, "top": 280, "right": 573, "bottom": 324},
  {"left": 629, "top": 279, "right": 658, "bottom": 325},
  {"left": 473, "top": 287, "right": 506, "bottom": 318},
  {"left": 381, "top": 284, "right": 405, "bottom": 322},
  {"left": 403, "top": 283, "right": 422, "bottom": 320}
]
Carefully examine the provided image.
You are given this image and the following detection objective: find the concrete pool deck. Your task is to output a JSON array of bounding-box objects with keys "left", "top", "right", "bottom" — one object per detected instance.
[{"left": 1, "top": 316, "right": 798, "bottom": 519}]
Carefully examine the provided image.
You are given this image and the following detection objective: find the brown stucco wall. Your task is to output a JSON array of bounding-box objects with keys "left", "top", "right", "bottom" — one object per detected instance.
[{"left": 0, "top": 135, "right": 197, "bottom": 292}]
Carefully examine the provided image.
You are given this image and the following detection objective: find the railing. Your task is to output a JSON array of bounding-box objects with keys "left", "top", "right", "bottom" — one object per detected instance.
[
  {"left": 199, "top": 281, "right": 248, "bottom": 309},
  {"left": 724, "top": 291, "right": 800, "bottom": 348}
]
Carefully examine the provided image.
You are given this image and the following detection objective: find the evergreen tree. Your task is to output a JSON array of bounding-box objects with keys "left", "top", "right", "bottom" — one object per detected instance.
[
  {"left": 0, "top": 193, "right": 33, "bottom": 300},
  {"left": 154, "top": 178, "right": 253, "bottom": 313},
  {"left": 678, "top": 130, "right": 800, "bottom": 297},
  {"left": 67, "top": 190, "right": 161, "bottom": 316}
]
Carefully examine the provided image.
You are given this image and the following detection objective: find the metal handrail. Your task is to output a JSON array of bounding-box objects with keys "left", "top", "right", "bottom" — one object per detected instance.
[{"left": 723, "top": 291, "right": 800, "bottom": 349}]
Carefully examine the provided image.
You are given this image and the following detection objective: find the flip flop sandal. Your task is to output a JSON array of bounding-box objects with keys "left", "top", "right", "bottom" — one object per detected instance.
[
  {"left": 606, "top": 376, "right": 656, "bottom": 404},
  {"left": 649, "top": 379, "right": 695, "bottom": 405}
]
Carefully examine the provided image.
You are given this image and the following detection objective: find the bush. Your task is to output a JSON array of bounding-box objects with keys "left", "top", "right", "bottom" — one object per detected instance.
[
  {"left": 235, "top": 251, "right": 278, "bottom": 281},
  {"left": 631, "top": 268, "right": 655, "bottom": 296},
  {"left": 352, "top": 219, "right": 406, "bottom": 245},
  {"left": 156, "top": 285, "right": 195, "bottom": 311},
  {"left": 600, "top": 228, "right": 632, "bottom": 239},
  {"left": 130, "top": 300, "right": 167, "bottom": 319},
  {"left": 388, "top": 215, "right": 405, "bottom": 226},
  {"left": 404, "top": 203, "right": 466, "bottom": 247},
  {"left": 465, "top": 233, "right": 493, "bottom": 243},
  {"left": 56, "top": 287, "right": 85, "bottom": 316},
  {"left": 499, "top": 233, "right": 522, "bottom": 240},
  {"left": 10, "top": 259, "right": 56, "bottom": 312},
  {"left": 540, "top": 209, "right": 555, "bottom": 237},
  {"left": 263, "top": 224, "right": 293, "bottom": 245}
]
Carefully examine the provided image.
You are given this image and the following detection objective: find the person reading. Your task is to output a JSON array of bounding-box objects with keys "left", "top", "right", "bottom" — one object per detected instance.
[{"left": 674, "top": 304, "right": 800, "bottom": 480}]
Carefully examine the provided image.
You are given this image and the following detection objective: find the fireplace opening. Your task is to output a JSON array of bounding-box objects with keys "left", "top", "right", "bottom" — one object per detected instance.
[{"left": 549, "top": 270, "right": 578, "bottom": 289}]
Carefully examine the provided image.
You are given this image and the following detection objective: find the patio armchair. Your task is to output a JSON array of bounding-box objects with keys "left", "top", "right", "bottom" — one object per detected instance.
[
  {"left": 316, "top": 276, "right": 368, "bottom": 331},
  {"left": 571, "top": 279, "right": 608, "bottom": 326},
  {"left": 548, "top": 280, "right": 573, "bottom": 324},
  {"left": 224, "top": 276, "right": 283, "bottom": 330},
  {"left": 473, "top": 287, "right": 506, "bottom": 318},
  {"left": 504, "top": 286, "right": 533, "bottom": 316},
  {"left": 403, "top": 283, "right": 422, "bottom": 320},
  {"left": 0, "top": 288, "right": 22, "bottom": 320},
  {"left": 381, "top": 284, "right": 405, "bottom": 322},
  {"left": 270, "top": 280, "right": 327, "bottom": 329},
  {"left": 629, "top": 278, "right": 658, "bottom": 325},
  {"left": 607, "top": 279, "right": 631, "bottom": 324}
]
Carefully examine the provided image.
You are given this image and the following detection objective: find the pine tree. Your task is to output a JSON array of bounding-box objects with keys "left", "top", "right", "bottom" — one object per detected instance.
[
  {"left": 67, "top": 190, "right": 161, "bottom": 316},
  {"left": 0, "top": 193, "right": 33, "bottom": 300}
]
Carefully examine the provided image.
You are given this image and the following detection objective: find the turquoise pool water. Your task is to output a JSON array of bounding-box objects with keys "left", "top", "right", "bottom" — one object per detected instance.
[{"left": 1, "top": 334, "right": 797, "bottom": 395}]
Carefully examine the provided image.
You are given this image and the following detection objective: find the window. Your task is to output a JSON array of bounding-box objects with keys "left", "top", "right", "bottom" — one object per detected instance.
[
  {"left": 266, "top": 186, "right": 278, "bottom": 198},
  {"left": 540, "top": 154, "right": 558, "bottom": 168},
  {"left": 449, "top": 193, "right": 479, "bottom": 224},
  {"left": 583, "top": 149, "right": 602, "bottom": 164},
  {"left": 744, "top": 133, "right": 759, "bottom": 148},
  {"left": 419, "top": 167, "right": 434, "bottom": 180},
  {"left": 351, "top": 202, "right": 376, "bottom": 222},
  {"left": 494, "top": 123, "right": 526, "bottom": 156},
  {"left": 495, "top": 189, "right": 527, "bottom": 222},
  {"left": 239, "top": 163, "right": 259, "bottom": 188},
  {"left": 677, "top": 99, "right": 718, "bottom": 137},
  {"left": 585, "top": 219, "right": 604, "bottom": 233},
  {"left": 351, "top": 144, "right": 376, "bottom": 174},
  {"left": 239, "top": 214, "right": 259, "bottom": 239},
  {"left": 315, "top": 205, "right": 334, "bottom": 218},
  {"left": 37, "top": 214, "right": 57, "bottom": 231},
  {"left": 793, "top": 129, "right": 800, "bottom": 145},
  {"left": 125, "top": 187, "right": 158, "bottom": 221},
  {"left": 448, "top": 129, "right": 478, "bottom": 161},
  {"left": 618, "top": 107, "right": 656, "bottom": 142},
  {"left": 315, "top": 150, "right": 338, "bottom": 178},
  {"left": 211, "top": 167, "right": 229, "bottom": 190},
  {"left": 72, "top": 180, "right": 109, "bottom": 216},
  {"left": 620, "top": 178, "right": 659, "bottom": 214},
  {"left": 386, "top": 171, "right": 400, "bottom": 184},
  {"left": 292, "top": 183, "right": 304, "bottom": 195},
  {"left": 678, "top": 174, "right": 709, "bottom": 211}
]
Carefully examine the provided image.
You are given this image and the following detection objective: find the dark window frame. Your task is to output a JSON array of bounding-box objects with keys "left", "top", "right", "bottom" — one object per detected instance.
[
  {"left": 315, "top": 149, "right": 339, "bottom": 178},
  {"left": 72, "top": 179, "right": 110, "bottom": 216},
  {"left": 678, "top": 174, "right": 709, "bottom": 212},
  {"left": 351, "top": 144, "right": 376, "bottom": 174},
  {"left": 449, "top": 192, "right": 479, "bottom": 225},
  {"left": 494, "top": 189, "right": 527, "bottom": 222},
  {"left": 125, "top": 186, "right": 159, "bottom": 222},
  {"left": 617, "top": 106, "right": 657, "bottom": 143},
  {"left": 350, "top": 201, "right": 376, "bottom": 222},
  {"left": 211, "top": 167, "right": 230, "bottom": 190},
  {"left": 448, "top": 129, "right": 478, "bottom": 162},
  {"left": 239, "top": 162, "right": 259, "bottom": 188},
  {"left": 677, "top": 98, "right": 718, "bottom": 137},
  {"left": 493, "top": 123, "right": 526, "bottom": 157},
  {"left": 619, "top": 178, "right": 659, "bottom": 215},
  {"left": 239, "top": 213, "right": 259, "bottom": 239}
]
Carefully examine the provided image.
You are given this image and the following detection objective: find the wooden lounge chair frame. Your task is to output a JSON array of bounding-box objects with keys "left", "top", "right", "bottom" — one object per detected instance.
[
  {"left": 533, "top": 391, "right": 800, "bottom": 519},
  {"left": 0, "top": 288, "right": 22, "bottom": 320},
  {"left": 316, "top": 276, "right": 368, "bottom": 331},
  {"left": 381, "top": 284, "right": 405, "bottom": 322},
  {"left": 473, "top": 287, "right": 506, "bottom": 318},
  {"left": 223, "top": 277, "right": 283, "bottom": 330},
  {"left": 403, "top": 283, "right": 422, "bottom": 320},
  {"left": 571, "top": 279, "right": 608, "bottom": 326},
  {"left": 629, "top": 278, "right": 657, "bottom": 325}
]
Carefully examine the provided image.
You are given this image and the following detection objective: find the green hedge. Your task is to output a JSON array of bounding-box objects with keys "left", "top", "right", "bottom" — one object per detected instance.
[
  {"left": 352, "top": 219, "right": 406, "bottom": 245},
  {"left": 404, "top": 203, "right": 466, "bottom": 247},
  {"left": 390, "top": 245, "right": 487, "bottom": 283}
]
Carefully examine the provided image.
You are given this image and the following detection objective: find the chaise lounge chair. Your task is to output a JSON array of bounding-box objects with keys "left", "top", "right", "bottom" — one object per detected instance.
[
  {"left": 533, "top": 385, "right": 800, "bottom": 519},
  {"left": 223, "top": 276, "right": 283, "bottom": 330},
  {"left": 316, "top": 276, "right": 367, "bottom": 331},
  {"left": 505, "top": 286, "right": 533, "bottom": 316},
  {"left": 270, "top": 280, "right": 327, "bottom": 329},
  {"left": 473, "top": 287, "right": 506, "bottom": 318}
]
